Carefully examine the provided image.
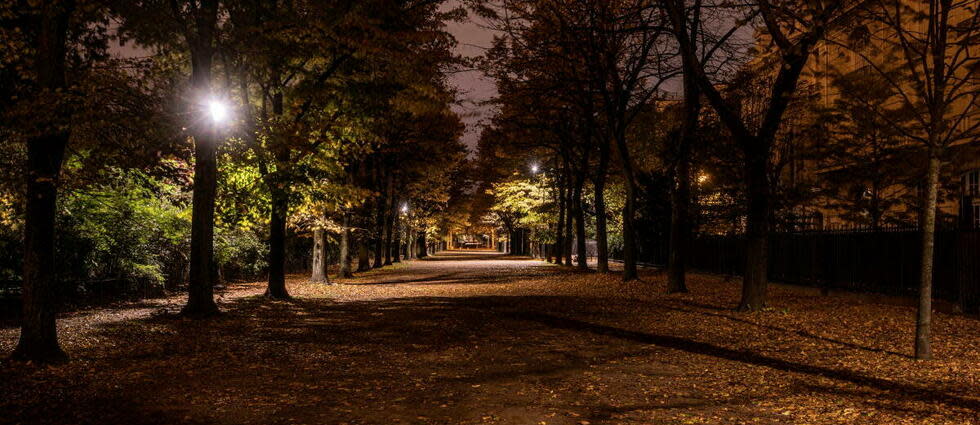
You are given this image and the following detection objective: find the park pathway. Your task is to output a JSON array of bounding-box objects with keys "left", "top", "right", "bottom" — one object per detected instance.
[{"left": 3, "top": 250, "right": 980, "bottom": 425}]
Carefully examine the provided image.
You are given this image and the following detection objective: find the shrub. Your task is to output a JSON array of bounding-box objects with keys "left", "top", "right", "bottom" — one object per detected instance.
[
  {"left": 215, "top": 227, "right": 268, "bottom": 282},
  {"left": 56, "top": 172, "right": 190, "bottom": 300}
]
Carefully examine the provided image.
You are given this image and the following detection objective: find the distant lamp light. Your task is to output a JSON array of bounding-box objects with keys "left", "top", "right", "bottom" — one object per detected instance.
[
  {"left": 208, "top": 98, "right": 229, "bottom": 124},
  {"left": 530, "top": 163, "right": 539, "bottom": 174},
  {"left": 697, "top": 173, "right": 710, "bottom": 184},
  {"left": 401, "top": 203, "right": 409, "bottom": 213}
]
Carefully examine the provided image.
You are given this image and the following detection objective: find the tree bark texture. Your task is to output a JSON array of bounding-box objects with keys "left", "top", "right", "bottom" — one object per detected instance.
[
  {"left": 667, "top": 66, "right": 700, "bottom": 294},
  {"left": 738, "top": 150, "right": 770, "bottom": 311},
  {"left": 265, "top": 93, "right": 290, "bottom": 299},
  {"left": 311, "top": 228, "right": 328, "bottom": 283},
  {"left": 594, "top": 142, "right": 610, "bottom": 273},
  {"left": 357, "top": 237, "right": 371, "bottom": 272},
  {"left": 573, "top": 177, "right": 587, "bottom": 270},
  {"left": 183, "top": 0, "right": 221, "bottom": 317},
  {"left": 338, "top": 214, "right": 353, "bottom": 278},
  {"left": 14, "top": 0, "right": 75, "bottom": 363},
  {"left": 615, "top": 130, "right": 639, "bottom": 281},
  {"left": 916, "top": 153, "right": 941, "bottom": 360}
]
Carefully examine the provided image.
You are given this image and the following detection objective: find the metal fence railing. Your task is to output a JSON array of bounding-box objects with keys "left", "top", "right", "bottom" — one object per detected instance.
[{"left": 634, "top": 226, "right": 980, "bottom": 307}]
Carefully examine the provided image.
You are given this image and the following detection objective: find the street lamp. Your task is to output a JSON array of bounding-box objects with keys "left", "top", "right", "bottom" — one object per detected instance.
[
  {"left": 401, "top": 203, "right": 409, "bottom": 214},
  {"left": 530, "top": 163, "right": 539, "bottom": 174},
  {"left": 208, "top": 98, "right": 229, "bottom": 124}
]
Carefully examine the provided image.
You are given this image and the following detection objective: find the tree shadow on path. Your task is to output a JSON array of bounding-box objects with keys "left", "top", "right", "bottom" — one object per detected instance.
[{"left": 3, "top": 289, "right": 977, "bottom": 425}]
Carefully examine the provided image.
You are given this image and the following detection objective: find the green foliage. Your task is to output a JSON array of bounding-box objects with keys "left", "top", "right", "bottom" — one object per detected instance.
[
  {"left": 488, "top": 174, "right": 555, "bottom": 241},
  {"left": 1, "top": 167, "right": 275, "bottom": 297},
  {"left": 217, "top": 145, "right": 270, "bottom": 232},
  {"left": 0, "top": 224, "right": 21, "bottom": 283},
  {"left": 215, "top": 227, "right": 268, "bottom": 281},
  {"left": 56, "top": 171, "right": 190, "bottom": 296},
  {"left": 1, "top": 0, "right": 469, "bottom": 307}
]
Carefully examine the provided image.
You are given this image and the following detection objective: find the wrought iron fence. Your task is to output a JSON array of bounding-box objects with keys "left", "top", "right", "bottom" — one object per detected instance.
[{"left": 635, "top": 226, "right": 980, "bottom": 309}]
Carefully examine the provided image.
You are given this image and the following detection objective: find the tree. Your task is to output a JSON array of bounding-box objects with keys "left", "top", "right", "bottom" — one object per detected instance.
[
  {"left": 478, "top": 0, "right": 678, "bottom": 278},
  {"left": 813, "top": 68, "right": 910, "bottom": 229},
  {"left": 224, "top": 0, "right": 461, "bottom": 292},
  {"left": 833, "top": 0, "right": 979, "bottom": 359},
  {"left": 5, "top": 0, "right": 184, "bottom": 361},
  {"left": 6, "top": 0, "right": 78, "bottom": 363},
  {"left": 662, "top": 0, "right": 853, "bottom": 310},
  {"left": 581, "top": 0, "right": 674, "bottom": 281},
  {"left": 478, "top": 0, "right": 597, "bottom": 270},
  {"left": 487, "top": 175, "right": 555, "bottom": 247},
  {"left": 115, "top": 0, "right": 224, "bottom": 316}
]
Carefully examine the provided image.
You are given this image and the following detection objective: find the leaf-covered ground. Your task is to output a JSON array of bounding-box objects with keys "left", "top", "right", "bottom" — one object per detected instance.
[{"left": 2, "top": 250, "right": 979, "bottom": 424}]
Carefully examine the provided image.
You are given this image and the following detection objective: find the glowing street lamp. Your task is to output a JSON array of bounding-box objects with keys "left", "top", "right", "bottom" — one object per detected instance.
[
  {"left": 208, "top": 98, "right": 229, "bottom": 124},
  {"left": 530, "top": 163, "right": 539, "bottom": 174},
  {"left": 401, "top": 203, "right": 409, "bottom": 214}
]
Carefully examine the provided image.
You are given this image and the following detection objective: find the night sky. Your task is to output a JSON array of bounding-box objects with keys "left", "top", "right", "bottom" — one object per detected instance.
[{"left": 444, "top": 2, "right": 498, "bottom": 154}]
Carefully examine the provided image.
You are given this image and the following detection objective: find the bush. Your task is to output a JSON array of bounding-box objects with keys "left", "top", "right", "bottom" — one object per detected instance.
[
  {"left": 215, "top": 227, "right": 268, "bottom": 282},
  {"left": 56, "top": 173, "right": 190, "bottom": 299},
  {"left": 1, "top": 170, "right": 276, "bottom": 306},
  {"left": 0, "top": 224, "right": 21, "bottom": 284}
]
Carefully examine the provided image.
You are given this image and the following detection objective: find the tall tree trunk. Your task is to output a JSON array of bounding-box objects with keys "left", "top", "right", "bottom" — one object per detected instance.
[
  {"left": 311, "top": 228, "right": 328, "bottom": 283},
  {"left": 338, "top": 214, "right": 352, "bottom": 278},
  {"left": 594, "top": 142, "right": 610, "bottom": 273},
  {"left": 265, "top": 92, "right": 290, "bottom": 299},
  {"left": 668, "top": 149, "right": 691, "bottom": 293},
  {"left": 668, "top": 148, "right": 691, "bottom": 293},
  {"left": 357, "top": 237, "right": 371, "bottom": 272},
  {"left": 405, "top": 223, "right": 414, "bottom": 259},
  {"left": 563, "top": 179, "right": 573, "bottom": 265},
  {"left": 668, "top": 68, "right": 699, "bottom": 293},
  {"left": 392, "top": 207, "right": 402, "bottom": 263},
  {"left": 615, "top": 130, "right": 639, "bottom": 281},
  {"left": 373, "top": 208, "right": 385, "bottom": 268},
  {"left": 183, "top": 0, "right": 221, "bottom": 317},
  {"left": 916, "top": 151, "right": 941, "bottom": 360},
  {"left": 17, "top": 132, "right": 70, "bottom": 363},
  {"left": 383, "top": 178, "right": 395, "bottom": 265},
  {"left": 186, "top": 119, "right": 221, "bottom": 314},
  {"left": 13, "top": 0, "right": 74, "bottom": 363},
  {"left": 372, "top": 166, "right": 386, "bottom": 268},
  {"left": 406, "top": 224, "right": 414, "bottom": 259},
  {"left": 738, "top": 147, "right": 770, "bottom": 311},
  {"left": 573, "top": 177, "right": 588, "bottom": 270},
  {"left": 383, "top": 211, "right": 394, "bottom": 265},
  {"left": 555, "top": 171, "right": 566, "bottom": 265},
  {"left": 417, "top": 230, "right": 428, "bottom": 258}
]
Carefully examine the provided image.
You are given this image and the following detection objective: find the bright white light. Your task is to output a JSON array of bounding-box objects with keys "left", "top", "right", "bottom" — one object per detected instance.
[
  {"left": 208, "top": 99, "right": 228, "bottom": 124},
  {"left": 401, "top": 203, "right": 409, "bottom": 213},
  {"left": 530, "top": 163, "right": 539, "bottom": 174}
]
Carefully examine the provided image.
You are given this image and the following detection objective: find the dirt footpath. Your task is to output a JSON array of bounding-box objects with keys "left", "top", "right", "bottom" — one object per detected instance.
[{"left": 2, "top": 251, "right": 979, "bottom": 424}]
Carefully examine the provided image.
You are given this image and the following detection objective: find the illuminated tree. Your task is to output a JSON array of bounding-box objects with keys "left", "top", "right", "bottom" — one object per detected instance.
[{"left": 115, "top": 0, "right": 224, "bottom": 316}]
